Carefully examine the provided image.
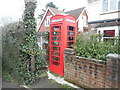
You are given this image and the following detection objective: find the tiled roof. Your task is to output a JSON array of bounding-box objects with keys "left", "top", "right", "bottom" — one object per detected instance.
[
  {"left": 49, "top": 7, "right": 85, "bottom": 19},
  {"left": 65, "top": 7, "right": 85, "bottom": 19},
  {"left": 49, "top": 7, "right": 65, "bottom": 15}
]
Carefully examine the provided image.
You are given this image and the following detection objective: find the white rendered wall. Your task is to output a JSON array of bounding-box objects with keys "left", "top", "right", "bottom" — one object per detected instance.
[{"left": 87, "top": 0, "right": 120, "bottom": 22}]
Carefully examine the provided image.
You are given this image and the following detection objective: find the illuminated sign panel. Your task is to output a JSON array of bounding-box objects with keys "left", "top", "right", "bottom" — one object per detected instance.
[
  {"left": 66, "top": 19, "right": 75, "bottom": 23},
  {"left": 52, "top": 19, "right": 63, "bottom": 22}
]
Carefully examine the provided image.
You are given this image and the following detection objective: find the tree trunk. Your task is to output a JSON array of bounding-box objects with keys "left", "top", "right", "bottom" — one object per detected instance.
[{"left": 30, "top": 56, "right": 35, "bottom": 72}]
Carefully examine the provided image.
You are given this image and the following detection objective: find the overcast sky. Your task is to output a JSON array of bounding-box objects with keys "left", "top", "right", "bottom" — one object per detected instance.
[{"left": 0, "top": 0, "right": 88, "bottom": 24}]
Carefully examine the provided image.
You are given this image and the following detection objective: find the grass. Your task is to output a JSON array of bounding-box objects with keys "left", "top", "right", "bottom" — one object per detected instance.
[{"left": 36, "top": 71, "right": 47, "bottom": 78}]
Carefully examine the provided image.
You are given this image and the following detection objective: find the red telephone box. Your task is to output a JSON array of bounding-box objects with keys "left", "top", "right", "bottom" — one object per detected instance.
[{"left": 49, "top": 14, "right": 77, "bottom": 76}]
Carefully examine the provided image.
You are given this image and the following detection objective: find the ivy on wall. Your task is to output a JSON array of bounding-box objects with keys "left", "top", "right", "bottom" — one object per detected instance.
[{"left": 2, "top": 0, "right": 46, "bottom": 84}]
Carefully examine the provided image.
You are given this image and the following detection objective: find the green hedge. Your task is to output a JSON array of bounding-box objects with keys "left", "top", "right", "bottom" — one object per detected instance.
[{"left": 74, "top": 34, "right": 120, "bottom": 60}]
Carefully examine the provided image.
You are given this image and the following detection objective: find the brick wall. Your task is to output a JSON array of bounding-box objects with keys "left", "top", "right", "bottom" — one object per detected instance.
[{"left": 64, "top": 48, "right": 120, "bottom": 88}]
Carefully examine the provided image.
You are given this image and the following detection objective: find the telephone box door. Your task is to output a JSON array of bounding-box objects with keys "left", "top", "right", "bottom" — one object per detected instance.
[
  {"left": 49, "top": 24, "right": 64, "bottom": 76},
  {"left": 49, "top": 15, "right": 77, "bottom": 76}
]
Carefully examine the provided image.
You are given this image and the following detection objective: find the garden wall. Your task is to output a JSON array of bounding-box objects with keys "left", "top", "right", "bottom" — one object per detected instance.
[{"left": 64, "top": 48, "right": 120, "bottom": 88}]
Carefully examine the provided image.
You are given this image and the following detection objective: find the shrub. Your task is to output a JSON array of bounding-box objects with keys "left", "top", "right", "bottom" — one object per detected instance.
[
  {"left": 73, "top": 34, "right": 119, "bottom": 60},
  {"left": 2, "top": 0, "right": 46, "bottom": 84}
]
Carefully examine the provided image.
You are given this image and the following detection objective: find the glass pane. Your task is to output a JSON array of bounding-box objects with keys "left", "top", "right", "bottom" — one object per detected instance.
[
  {"left": 53, "top": 32, "right": 60, "bottom": 36},
  {"left": 110, "top": 0, "right": 117, "bottom": 10},
  {"left": 53, "top": 42, "right": 59, "bottom": 46},
  {"left": 52, "top": 56, "right": 59, "bottom": 61},
  {"left": 68, "top": 32, "right": 75, "bottom": 36},
  {"left": 52, "top": 61, "right": 60, "bottom": 66},
  {"left": 119, "top": 1, "right": 120, "bottom": 10},
  {"left": 53, "top": 26, "right": 61, "bottom": 31},
  {"left": 53, "top": 52, "right": 60, "bottom": 56},
  {"left": 53, "top": 47, "right": 60, "bottom": 51},
  {"left": 68, "top": 26, "right": 74, "bottom": 31},
  {"left": 110, "top": 0, "right": 116, "bottom": 11},
  {"left": 102, "top": 0, "right": 108, "bottom": 12},
  {"left": 68, "top": 42, "right": 74, "bottom": 46},
  {"left": 68, "top": 37, "right": 74, "bottom": 41},
  {"left": 53, "top": 37, "right": 60, "bottom": 41},
  {"left": 104, "top": 30, "right": 115, "bottom": 37}
]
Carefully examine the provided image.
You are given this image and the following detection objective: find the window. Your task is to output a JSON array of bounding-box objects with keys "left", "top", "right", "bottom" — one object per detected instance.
[
  {"left": 53, "top": 26, "right": 61, "bottom": 31},
  {"left": 68, "top": 26, "right": 74, "bottom": 31},
  {"left": 119, "top": 1, "right": 120, "bottom": 10},
  {"left": 103, "top": 30, "right": 115, "bottom": 44},
  {"left": 97, "top": 26, "right": 120, "bottom": 45},
  {"left": 83, "top": 16, "right": 88, "bottom": 27},
  {"left": 45, "top": 15, "right": 52, "bottom": 27},
  {"left": 102, "top": 0, "right": 119, "bottom": 12},
  {"left": 103, "top": 30, "right": 115, "bottom": 40},
  {"left": 98, "top": 29, "right": 116, "bottom": 44},
  {"left": 110, "top": 0, "right": 116, "bottom": 11},
  {"left": 102, "top": 0, "right": 108, "bottom": 12},
  {"left": 104, "top": 30, "right": 115, "bottom": 37}
]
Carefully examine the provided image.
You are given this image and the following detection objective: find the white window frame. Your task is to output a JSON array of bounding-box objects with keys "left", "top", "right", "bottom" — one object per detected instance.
[
  {"left": 101, "top": 0, "right": 120, "bottom": 13},
  {"left": 45, "top": 15, "right": 52, "bottom": 27},
  {"left": 82, "top": 16, "right": 88, "bottom": 27},
  {"left": 97, "top": 26, "right": 119, "bottom": 43}
]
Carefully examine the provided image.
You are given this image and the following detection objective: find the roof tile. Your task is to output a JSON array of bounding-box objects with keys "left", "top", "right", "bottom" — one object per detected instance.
[{"left": 65, "top": 7, "right": 85, "bottom": 19}]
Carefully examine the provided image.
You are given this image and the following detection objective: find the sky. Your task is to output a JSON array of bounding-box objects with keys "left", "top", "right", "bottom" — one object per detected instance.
[{"left": 0, "top": 0, "right": 88, "bottom": 26}]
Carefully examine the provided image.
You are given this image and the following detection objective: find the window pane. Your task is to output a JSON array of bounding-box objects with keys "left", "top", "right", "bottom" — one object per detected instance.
[
  {"left": 110, "top": 0, "right": 116, "bottom": 11},
  {"left": 53, "top": 32, "right": 60, "bottom": 36},
  {"left": 118, "top": 0, "right": 120, "bottom": 10},
  {"left": 68, "top": 37, "right": 74, "bottom": 41},
  {"left": 83, "top": 16, "right": 88, "bottom": 27},
  {"left": 103, "top": 0, "right": 108, "bottom": 12},
  {"left": 53, "top": 26, "right": 61, "bottom": 31},
  {"left": 52, "top": 61, "right": 59, "bottom": 66},
  {"left": 68, "top": 32, "right": 75, "bottom": 36},
  {"left": 53, "top": 37, "right": 60, "bottom": 41},
  {"left": 53, "top": 42, "right": 59, "bottom": 46},
  {"left": 52, "top": 56, "right": 59, "bottom": 61},
  {"left": 68, "top": 42, "right": 74, "bottom": 46},
  {"left": 53, "top": 47, "right": 60, "bottom": 51},
  {"left": 104, "top": 30, "right": 115, "bottom": 37},
  {"left": 53, "top": 52, "right": 60, "bottom": 56},
  {"left": 68, "top": 26, "right": 74, "bottom": 31}
]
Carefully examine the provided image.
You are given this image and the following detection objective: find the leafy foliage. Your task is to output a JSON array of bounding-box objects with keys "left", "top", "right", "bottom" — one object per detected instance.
[
  {"left": 38, "top": 2, "right": 58, "bottom": 20},
  {"left": 45, "top": 2, "right": 58, "bottom": 9},
  {"left": 2, "top": 0, "right": 46, "bottom": 84},
  {"left": 74, "top": 34, "right": 120, "bottom": 60}
]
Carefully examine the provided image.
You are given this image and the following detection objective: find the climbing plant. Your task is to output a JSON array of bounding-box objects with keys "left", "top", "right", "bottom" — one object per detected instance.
[{"left": 2, "top": 0, "right": 46, "bottom": 84}]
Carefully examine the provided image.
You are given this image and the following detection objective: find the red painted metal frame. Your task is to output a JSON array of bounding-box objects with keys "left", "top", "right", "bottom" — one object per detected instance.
[{"left": 49, "top": 15, "right": 77, "bottom": 76}]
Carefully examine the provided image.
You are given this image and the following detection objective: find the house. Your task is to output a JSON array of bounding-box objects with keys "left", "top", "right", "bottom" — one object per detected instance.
[
  {"left": 37, "top": 7, "right": 88, "bottom": 49},
  {"left": 65, "top": 7, "right": 89, "bottom": 32},
  {"left": 87, "top": 0, "right": 120, "bottom": 42}
]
